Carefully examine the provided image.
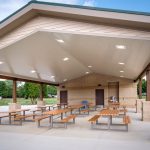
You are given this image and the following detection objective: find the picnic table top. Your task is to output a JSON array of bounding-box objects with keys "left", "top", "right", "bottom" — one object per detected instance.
[
  {"left": 99, "top": 109, "right": 119, "bottom": 116},
  {"left": 43, "top": 108, "right": 70, "bottom": 115}
]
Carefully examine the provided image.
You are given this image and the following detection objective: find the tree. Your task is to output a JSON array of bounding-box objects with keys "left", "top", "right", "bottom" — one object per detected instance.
[
  {"left": 24, "top": 82, "right": 40, "bottom": 104},
  {"left": 5, "top": 80, "right": 13, "bottom": 98},
  {"left": 0, "top": 81, "right": 7, "bottom": 98},
  {"left": 47, "top": 85, "right": 57, "bottom": 96},
  {"left": 137, "top": 79, "right": 147, "bottom": 96}
]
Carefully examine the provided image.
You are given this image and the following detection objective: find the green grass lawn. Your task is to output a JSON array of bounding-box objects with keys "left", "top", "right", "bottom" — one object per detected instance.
[{"left": 0, "top": 98, "right": 58, "bottom": 106}]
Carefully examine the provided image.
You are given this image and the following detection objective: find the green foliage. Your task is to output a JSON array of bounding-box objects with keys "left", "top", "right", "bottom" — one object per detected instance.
[
  {"left": 47, "top": 85, "right": 57, "bottom": 95},
  {"left": 0, "top": 81, "right": 8, "bottom": 97},
  {"left": 0, "top": 79, "right": 57, "bottom": 105},
  {"left": 24, "top": 82, "right": 40, "bottom": 104},
  {"left": 137, "top": 79, "right": 147, "bottom": 95}
]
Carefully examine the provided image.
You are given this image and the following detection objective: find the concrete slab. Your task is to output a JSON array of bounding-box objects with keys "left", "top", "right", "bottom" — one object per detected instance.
[{"left": 0, "top": 107, "right": 150, "bottom": 150}]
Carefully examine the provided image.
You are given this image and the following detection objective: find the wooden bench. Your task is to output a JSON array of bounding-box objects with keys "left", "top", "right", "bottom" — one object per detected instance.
[
  {"left": 123, "top": 116, "right": 131, "bottom": 131},
  {"left": 119, "top": 109, "right": 127, "bottom": 115},
  {"left": 33, "top": 115, "right": 49, "bottom": 127},
  {"left": 60, "top": 115, "right": 77, "bottom": 128},
  {"left": 88, "top": 115, "right": 100, "bottom": 128},
  {"left": 80, "top": 109, "right": 90, "bottom": 115},
  {"left": 0, "top": 113, "right": 18, "bottom": 125},
  {"left": 14, "top": 114, "right": 37, "bottom": 125}
]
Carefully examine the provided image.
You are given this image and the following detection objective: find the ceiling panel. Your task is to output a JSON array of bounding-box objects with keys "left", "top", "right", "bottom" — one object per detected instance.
[{"left": 0, "top": 31, "right": 150, "bottom": 83}]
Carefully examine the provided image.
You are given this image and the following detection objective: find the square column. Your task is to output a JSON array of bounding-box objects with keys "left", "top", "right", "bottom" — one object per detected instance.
[
  {"left": 139, "top": 78, "right": 142, "bottom": 99},
  {"left": 40, "top": 83, "right": 44, "bottom": 101},
  {"left": 13, "top": 80, "right": 17, "bottom": 103},
  {"left": 146, "top": 68, "right": 150, "bottom": 101}
]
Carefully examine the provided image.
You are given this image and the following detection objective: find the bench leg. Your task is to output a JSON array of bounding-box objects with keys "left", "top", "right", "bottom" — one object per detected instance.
[
  {"left": 37, "top": 121, "right": 40, "bottom": 128},
  {"left": 0, "top": 118, "right": 1, "bottom": 124},
  {"left": 20, "top": 119, "right": 22, "bottom": 126},
  {"left": 73, "top": 118, "right": 75, "bottom": 123},
  {"left": 126, "top": 124, "right": 128, "bottom": 131},
  {"left": 64, "top": 123, "right": 67, "bottom": 128},
  {"left": 91, "top": 123, "right": 94, "bottom": 129}
]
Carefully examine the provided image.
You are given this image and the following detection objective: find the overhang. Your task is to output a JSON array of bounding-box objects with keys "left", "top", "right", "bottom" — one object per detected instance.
[{"left": 0, "top": 1, "right": 150, "bottom": 84}]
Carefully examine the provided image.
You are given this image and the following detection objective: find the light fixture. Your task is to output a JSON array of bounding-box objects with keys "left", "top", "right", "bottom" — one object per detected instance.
[
  {"left": 118, "top": 62, "right": 125, "bottom": 65},
  {"left": 120, "top": 76, "right": 124, "bottom": 78},
  {"left": 51, "top": 76, "right": 55, "bottom": 78},
  {"left": 116, "top": 45, "right": 126, "bottom": 49},
  {"left": 56, "top": 39, "right": 64, "bottom": 43},
  {"left": 63, "top": 79, "right": 67, "bottom": 82},
  {"left": 88, "top": 65, "right": 92, "bottom": 68},
  {"left": 30, "top": 70, "right": 36, "bottom": 73},
  {"left": 120, "top": 71, "right": 124, "bottom": 73},
  {"left": 85, "top": 72, "right": 89, "bottom": 74},
  {"left": 0, "top": 61, "right": 4, "bottom": 65},
  {"left": 63, "top": 57, "right": 69, "bottom": 61}
]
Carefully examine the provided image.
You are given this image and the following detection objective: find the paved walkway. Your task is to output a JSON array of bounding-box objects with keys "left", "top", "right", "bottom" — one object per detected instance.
[{"left": 0, "top": 107, "right": 150, "bottom": 150}]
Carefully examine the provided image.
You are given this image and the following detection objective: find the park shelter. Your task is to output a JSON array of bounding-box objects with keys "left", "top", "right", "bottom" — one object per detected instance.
[{"left": 0, "top": 1, "right": 150, "bottom": 107}]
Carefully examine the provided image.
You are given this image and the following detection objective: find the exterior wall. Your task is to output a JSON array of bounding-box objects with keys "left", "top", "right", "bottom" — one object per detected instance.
[
  {"left": 57, "top": 73, "right": 137, "bottom": 106},
  {"left": 142, "top": 101, "right": 150, "bottom": 121},
  {"left": 136, "top": 99, "right": 145, "bottom": 113}
]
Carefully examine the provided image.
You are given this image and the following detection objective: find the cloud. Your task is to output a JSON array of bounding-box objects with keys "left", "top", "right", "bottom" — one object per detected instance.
[
  {"left": 38, "top": 0, "right": 81, "bottom": 5},
  {"left": 83, "top": 0, "right": 95, "bottom": 6},
  {"left": 0, "top": 0, "right": 30, "bottom": 21}
]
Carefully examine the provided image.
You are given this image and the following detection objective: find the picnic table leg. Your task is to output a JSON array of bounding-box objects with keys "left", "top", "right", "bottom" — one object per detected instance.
[
  {"left": 33, "top": 111, "right": 35, "bottom": 119},
  {"left": 79, "top": 108, "right": 81, "bottom": 115},
  {"left": 23, "top": 111, "right": 25, "bottom": 121},
  {"left": 49, "top": 115, "right": 53, "bottom": 128},
  {"left": 61, "top": 113, "right": 63, "bottom": 119},
  {"left": 108, "top": 116, "right": 111, "bottom": 130},
  {"left": 9, "top": 113, "right": 11, "bottom": 125}
]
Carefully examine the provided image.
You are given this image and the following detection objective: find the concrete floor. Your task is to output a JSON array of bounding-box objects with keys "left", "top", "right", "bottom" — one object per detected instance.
[{"left": 0, "top": 107, "right": 150, "bottom": 150}]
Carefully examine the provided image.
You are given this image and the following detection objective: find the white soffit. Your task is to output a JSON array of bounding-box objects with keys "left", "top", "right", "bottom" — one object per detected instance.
[{"left": 0, "top": 31, "right": 150, "bottom": 83}]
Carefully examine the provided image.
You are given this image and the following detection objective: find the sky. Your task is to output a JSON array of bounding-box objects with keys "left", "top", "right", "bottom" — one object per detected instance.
[{"left": 0, "top": 0, "right": 150, "bottom": 21}]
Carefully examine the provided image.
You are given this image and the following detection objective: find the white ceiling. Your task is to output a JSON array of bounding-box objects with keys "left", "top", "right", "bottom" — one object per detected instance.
[{"left": 0, "top": 31, "right": 150, "bottom": 83}]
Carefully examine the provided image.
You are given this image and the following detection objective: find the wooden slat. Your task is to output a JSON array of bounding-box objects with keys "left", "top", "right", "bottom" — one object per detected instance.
[{"left": 88, "top": 115, "right": 100, "bottom": 123}]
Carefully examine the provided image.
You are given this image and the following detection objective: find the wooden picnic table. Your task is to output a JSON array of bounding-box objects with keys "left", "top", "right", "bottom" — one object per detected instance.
[
  {"left": 99, "top": 109, "right": 119, "bottom": 129},
  {"left": 68, "top": 104, "right": 84, "bottom": 114},
  {"left": 0, "top": 108, "right": 30, "bottom": 124},
  {"left": 43, "top": 108, "right": 71, "bottom": 128}
]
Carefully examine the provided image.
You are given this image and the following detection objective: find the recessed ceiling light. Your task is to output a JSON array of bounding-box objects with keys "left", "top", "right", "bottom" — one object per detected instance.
[
  {"left": 51, "top": 76, "right": 55, "bottom": 78},
  {"left": 88, "top": 65, "right": 92, "bottom": 68},
  {"left": 116, "top": 45, "right": 126, "bottom": 49},
  {"left": 118, "top": 62, "right": 125, "bottom": 65},
  {"left": 120, "top": 76, "right": 124, "bottom": 78},
  {"left": 63, "top": 57, "right": 69, "bottom": 61},
  {"left": 85, "top": 72, "right": 89, "bottom": 74},
  {"left": 0, "top": 61, "right": 4, "bottom": 65},
  {"left": 30, "top": 70, "right": 36, "bottom": 73},
  {"left": 120, "top": 70, "right": 124, "bottom": 73},
  {"left": 56, "top": 39, "right": 64, "bottom": 43},
  {"left": 63, "top": 79, "right": 67, "bottom": 82}
]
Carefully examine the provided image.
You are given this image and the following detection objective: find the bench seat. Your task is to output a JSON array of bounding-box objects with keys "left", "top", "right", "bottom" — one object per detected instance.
[
  {"left": 123, "top": 116, "right": 131, "bottom": 131},
  {"left": 88, "top": 115, "right": 100, "bottom": 123},
  {"left": 33, "top": 115, "right": 49, "bottom": 127},
  {"left": 80, "top": 109, "right": 90, "bottom": 115},
  {"left": 60, "top": 115, "right": 77, "bottom": 128}
]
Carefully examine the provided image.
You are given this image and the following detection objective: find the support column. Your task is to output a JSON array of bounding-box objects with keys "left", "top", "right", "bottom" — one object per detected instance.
[
  {"left": 139, "top": 78, "right": 142, "bottom": 99},
  {"left": 13, "top": 80, "right": 17, "bottom": 103},
  {"left": 40, "top": 83, "right": 44, "bottom": 101},
  {"left": 146, "top": 67, "right": 150, "bottom": 101}
]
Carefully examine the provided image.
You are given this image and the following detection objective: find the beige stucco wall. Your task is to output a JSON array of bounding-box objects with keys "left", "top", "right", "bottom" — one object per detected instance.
[
  {"left": 57, "top": 73, "right": 137, "bottom": 106},
  {"left": 142, "top": 101, "right": 150, "bottom": 121}
]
